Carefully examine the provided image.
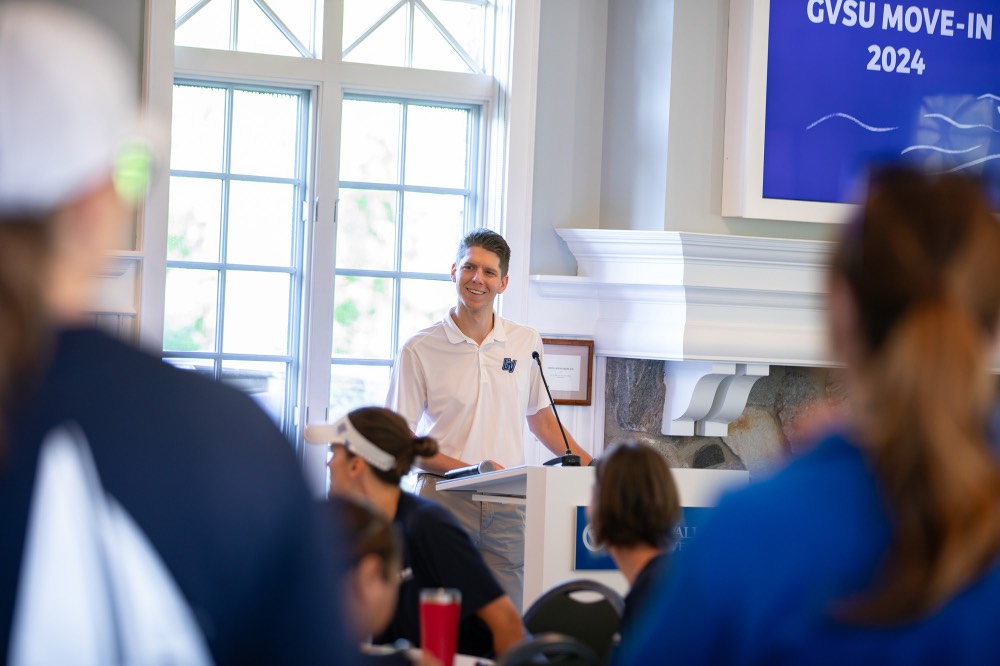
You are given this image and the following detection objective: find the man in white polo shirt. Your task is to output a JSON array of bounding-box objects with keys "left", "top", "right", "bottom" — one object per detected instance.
[{"left": 386, "top": 229, "right": 591, "bottom": 611}]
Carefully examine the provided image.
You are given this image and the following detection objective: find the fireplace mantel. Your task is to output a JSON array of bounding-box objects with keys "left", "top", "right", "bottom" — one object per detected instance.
[
  {"left": 527, "top": 229, "right": 836, "bottom": 436},
  {"left": 529, "top": 229, "right": 834, "bottom": 366}
]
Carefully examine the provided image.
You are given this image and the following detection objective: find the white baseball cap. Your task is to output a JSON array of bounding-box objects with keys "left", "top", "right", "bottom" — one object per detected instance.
[{"left": 0, "top": 2, "right": 151, "bottom": 215}]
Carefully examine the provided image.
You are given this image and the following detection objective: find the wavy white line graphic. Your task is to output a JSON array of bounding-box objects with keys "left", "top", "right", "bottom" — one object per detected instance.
[
  {"left": 937, "top": 154, "right": 1000, "bottom": 174},
  {"left": 806, "top": 113, "right": 898, "bottom": 132},
  {"left": 900, "top": 144, "right": 982, "bottom": 155},
  {"left": 976, "top": 93, "right": 1000, "bottom": 101},
  {"left": 923, "top": 113, "right": 1000, "bottom": 132}
]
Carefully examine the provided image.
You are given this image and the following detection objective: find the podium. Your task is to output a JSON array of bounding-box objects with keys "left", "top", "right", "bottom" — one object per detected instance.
[{"left": 436, "top": 465, "right": 749, "bottom": 612}]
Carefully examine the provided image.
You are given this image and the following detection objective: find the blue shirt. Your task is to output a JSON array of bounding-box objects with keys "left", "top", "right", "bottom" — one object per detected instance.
[{"left": 617, "top": 431, "right": 1000, "bottom": 665}]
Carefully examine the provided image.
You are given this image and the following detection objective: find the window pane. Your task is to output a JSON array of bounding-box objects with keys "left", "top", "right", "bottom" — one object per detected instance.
[
  {"left": 411, "top": 7, "right": 472, "bottom": 74},
  {"left": 342, "top": 4, "right": 406, "bottom": 67},
  {"left": 228, "top": 181, "right": 294, "bottom": 266},
  {"left": 333, "top": 276, "right": 393, "bottom": 359},
  {"left": 171, "top": 85, "right": 226, "bottom": 173},
  {"left": 231, "top": 90, "right": 299, "bottom": 178},
  {"left": 221, "top": 359, "right": 288, "bottom": 426},
  {"left": 164, "top": 268, "right": 218, "bottom": 352},
  {"left": 236, "top": 0, "right": 300, "bottom": 57},
  {"left": 164, "top": 357, "right": 215, "bottom": 378},
  {"left": 404, "top": 105, "right": 469, "bottom": 188},
  {"left": 342, "top": 0, "right": 398, "bottom": 49},
  {"left": 266, "top": 0, "right": 316, "bottom": 54},
  {"left": 223, "top": 271, "right": 290, "bottom": 355},
  {"left": 329, "top": 364, "right": 391, "bottom": 419},
  {"left": 168, "top": 176, "right": 222, "bottom": 262},
  {"left": 340, "top": 99, "right": 401, "bottom": 184},
  {"left": 400, "top": 192, "right": 464, "bottom": 273},
  {"left": 399, "top": 278, "right": 454, "bottom": 344},
  {"left": 176, "top": 0, "right": 202, "bottom": 20},
  {"left": 336, "top": 189, "right": 396, "bottom": 271},
  {"left": 424, "top": 0, "right": 485, "bottom": 71},
  {"left": 175, "top": 0, "right": 231, "bottom": 50}
]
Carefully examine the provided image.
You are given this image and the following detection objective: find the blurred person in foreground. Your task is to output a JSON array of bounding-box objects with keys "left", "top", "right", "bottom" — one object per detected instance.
[
  {"left": 325, "top": 495, "right": 441, "bottom": 665},
  {"left": 589, "top": 442, "right": 680, "bottom": 640},
  {"left": 326, "top": 495, "right": 404, "bottom": 644},
  {"left": 307, "top": 407, "right": 526, "bottom": 659},
  {"left": 0, "top": 3, "right": 352, "bottom": 664},
  {"left": 617, "top": 166, "right": 1000, "bottom": 665}
]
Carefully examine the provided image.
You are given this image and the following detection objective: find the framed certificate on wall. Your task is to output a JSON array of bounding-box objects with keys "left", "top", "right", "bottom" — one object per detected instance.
[
  {"left": 540, "top": 338, "right": 594, "bottom": 406},
  {"left": 723, "top": 0, "right": 1000, "bottom": 223}
]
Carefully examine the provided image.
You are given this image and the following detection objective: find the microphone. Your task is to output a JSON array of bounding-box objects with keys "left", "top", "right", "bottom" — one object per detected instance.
[
  {"left": 532, "top": 350, "right": 581, "bottom": 467},
  {"left": 443, "top": 460, "right": 496, "bottom": 480}
]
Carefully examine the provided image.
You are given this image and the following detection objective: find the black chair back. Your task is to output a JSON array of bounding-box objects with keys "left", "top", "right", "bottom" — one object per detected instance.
[
  {"left": 522, "top": 579, "right": 624, "bottom": 662},
  {"left": 496, "top": 632, "right": 601, "bottom": 666}
]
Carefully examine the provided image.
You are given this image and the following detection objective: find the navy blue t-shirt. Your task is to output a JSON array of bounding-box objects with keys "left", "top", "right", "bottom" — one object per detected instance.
[
  {"left": 0, "top": 328, "right": 354, "bottom": 665},
  {"left": 374, "top": 492, "right": 504, "bottom": 657},
  {"left": 621, "top": 551, "right": 669, "bottom": 638}
]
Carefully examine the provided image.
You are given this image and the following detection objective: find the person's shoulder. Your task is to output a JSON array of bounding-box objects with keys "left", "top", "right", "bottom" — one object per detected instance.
[
  {"left": 398, "top": 492, "right": 461, "bottom": 532},
  {"left": 66, "top": 328, "right": 241, "bottom": 396},
  {"left": 496, "top": 315, "right": 538, "bottom": 337},
  {"left": 694, "top": 430, "right": 877, "bottom": 561},
  {"left": 759, "top": 430, "right": 866, "bottom": 499},
  {"left": 399, "top": 318, "right": 449, "bottom": 351},
  {"left": 495, "top": 316, "right": 542, "bottom": 349},
  {"left": 63, "top": 328, "right": 285, "bottom": 447},
  {"left": 400, "top": 492, "right": 449, "bottom": 521},
  {"left": 645, "top": 550, "right": 671, "bottom": 579},
  {"left": 718, "top": 431, "right": 864, "bottom": 515}
]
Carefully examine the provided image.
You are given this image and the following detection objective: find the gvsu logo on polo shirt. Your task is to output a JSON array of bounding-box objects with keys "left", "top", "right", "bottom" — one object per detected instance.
[{"left": 502, "top": 357, "right": 517, "bottom": 373}]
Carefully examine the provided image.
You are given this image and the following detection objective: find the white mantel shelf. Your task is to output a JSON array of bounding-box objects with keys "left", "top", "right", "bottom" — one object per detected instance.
[
  {"left": 528, "top": 229, "right": 836, "bottom": 368},
  {"left": 527, "top": 229, "right": 837, "bottom": 436}
]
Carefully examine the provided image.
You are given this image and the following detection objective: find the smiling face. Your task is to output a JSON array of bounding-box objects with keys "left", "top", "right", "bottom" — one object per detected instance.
[{"left": 451, "top": 245, "right": 508, "bottom": 314}]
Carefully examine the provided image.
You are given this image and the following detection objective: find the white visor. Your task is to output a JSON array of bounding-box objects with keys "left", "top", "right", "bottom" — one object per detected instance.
[{"left": 303, "top": 415, "right": 395, "bottom": 472}]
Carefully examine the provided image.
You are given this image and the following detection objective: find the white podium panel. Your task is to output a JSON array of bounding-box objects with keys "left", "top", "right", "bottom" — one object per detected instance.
[{"left": 437, "top": 465, "right": 749, "bottom": 612}]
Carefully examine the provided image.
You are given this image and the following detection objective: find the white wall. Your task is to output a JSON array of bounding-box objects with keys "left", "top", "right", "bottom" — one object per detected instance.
[
  {"left": 528, "top": 0, "right": 839, "bottom": 279},
  {"left": 600, "top": 0, "right": 673, "bottom": 233},
  {"left": 528, "top": 0, "right": 608, "bottom": 276}
]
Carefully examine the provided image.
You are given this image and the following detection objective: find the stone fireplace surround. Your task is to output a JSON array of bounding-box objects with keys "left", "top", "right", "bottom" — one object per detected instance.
[{"left": 526, "top": 229, "right": 843, "bottom": 479}]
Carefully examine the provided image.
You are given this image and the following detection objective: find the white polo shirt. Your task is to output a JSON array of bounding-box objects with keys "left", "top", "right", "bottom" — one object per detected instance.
[{"left": 386, "top": 311, "right": 550, "bottom": 468}]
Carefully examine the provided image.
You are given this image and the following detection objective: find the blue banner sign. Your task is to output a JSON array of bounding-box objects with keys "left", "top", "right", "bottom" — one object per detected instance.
[{"left": 763, "top": 0, "right": 1000, "bottom": 206}]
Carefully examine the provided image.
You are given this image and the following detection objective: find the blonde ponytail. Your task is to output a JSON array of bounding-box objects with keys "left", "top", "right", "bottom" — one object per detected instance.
[
  {"left": 847, "top": 299, "right": 1000, "bottom": 622},
  {"left": 831, "top": 167, "right": 1000, "bottom": 624}
]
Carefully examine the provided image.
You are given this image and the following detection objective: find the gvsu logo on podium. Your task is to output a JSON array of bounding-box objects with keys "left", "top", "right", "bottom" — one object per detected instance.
[
  {"left": 574, "top": 507, "right": 615, "bottom": 571},
  {"left": 573, "top": 506, "right": 715, "bottom": 570},
  {"left": 502, "top": 358, "right": 517, "bottom": 373}
]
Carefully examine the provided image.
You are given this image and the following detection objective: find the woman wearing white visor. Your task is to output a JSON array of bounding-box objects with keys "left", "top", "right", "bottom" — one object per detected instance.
[{"left": 306, "top": 407, "right": 525, "bottom": 660}]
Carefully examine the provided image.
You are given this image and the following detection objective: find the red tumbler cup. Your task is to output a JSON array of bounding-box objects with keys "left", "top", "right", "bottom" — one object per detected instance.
[{"left": 419, "top": 587, "right": 462, "bottom": 666}]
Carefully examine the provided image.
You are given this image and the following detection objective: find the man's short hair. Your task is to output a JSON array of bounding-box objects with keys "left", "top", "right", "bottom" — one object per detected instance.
[
  {"left": 592, "top": 442, "right": 681, "bottom": 549},
  {"left": 456, "top": 228, "right": 511, "bottom": 277}
]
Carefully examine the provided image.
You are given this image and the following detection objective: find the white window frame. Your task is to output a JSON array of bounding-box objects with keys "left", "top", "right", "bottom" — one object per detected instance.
[
  {"left": 331, "top": 93, "right": 483, "bottom": 378},
  {"left": 139, "top": 0, "right": 543, "bottom": 487}
]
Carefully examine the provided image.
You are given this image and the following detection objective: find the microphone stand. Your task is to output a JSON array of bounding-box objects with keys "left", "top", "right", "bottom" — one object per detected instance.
[{"left": 532, "top": 351, "right": 581, "bottom": 467}]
